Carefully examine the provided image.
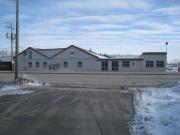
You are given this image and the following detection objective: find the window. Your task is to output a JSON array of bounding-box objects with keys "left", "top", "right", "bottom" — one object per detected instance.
[
  {"left": 24, "top": 51, "right": 27, "bottom": 56},
  {"left": 146, "top": 61, "right": 154, "bottom": 67},
  {"left": 28, "top": 50, "right": 32, "bottom": 59},
  {"left": 28, "top": 62, "right": 32, "bottom": 68},
  {"left": 43, "top": 62, "right": 47, "bottom": 68},
  {"left": 156, "top": 61, "right": 164, "bottom": 67},
  {"left": 112, "top": 61, "right": 119, "bottom": 71},
  {"left": 64, "top": 62, "right": 68, "bottom": 68},
  {"left": 77, "top": 61, "right": 83, "bottom": 68},
  {"left": 123, "top": 61, "right": 130, "bottom": 67},
  {"left": 70, "top": 50, "right": 75, "bottom": 58},
  {"left": 101, "top": 61, "right": 108, "bottom": 71},
  {"left": 36, "top": 62, "right": 40, "bottom": 68},
  {"left": 70, "top": 51, "right": 75, "bottom": 55}
]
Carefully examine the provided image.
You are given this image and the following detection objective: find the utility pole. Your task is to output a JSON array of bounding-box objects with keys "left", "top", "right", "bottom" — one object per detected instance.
[{"left": 15, "top": 0, "right": 19, "bottom": 80}]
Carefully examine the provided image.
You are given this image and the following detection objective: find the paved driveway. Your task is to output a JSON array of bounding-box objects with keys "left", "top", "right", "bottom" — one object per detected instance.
[{"left": 0, "top": 86, "right": 133, "bottom": 135}]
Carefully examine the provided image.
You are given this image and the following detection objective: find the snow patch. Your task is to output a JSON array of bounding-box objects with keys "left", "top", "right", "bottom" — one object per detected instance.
[
  {"left": 130, "top": 82, "right": 180, "bottom": 135},
  {"left": 0, "top": 84, "right": 32, "bottom": 96},
  {"left": 19, "top": 74, "right": 50, "bottom": 87},
  {"left": 0, "top": 74, "right": 51, "bottom": 96}
]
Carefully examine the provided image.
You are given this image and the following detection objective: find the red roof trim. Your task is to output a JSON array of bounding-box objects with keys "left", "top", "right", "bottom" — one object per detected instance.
[
  {"left": 50, "top": 45, "right": 101, "bottom": 59},
  {"left": 18, "top": 47, "right": 31, "bottom": 56},
  {"left": 31, "top": 48, "right": 49, "bottom": 58},
  {"left": 18, "top": 47, "right": 49, "bottom": 58},
  {"left": 19, "top": 46, "right": 166, "bottom": 60},
  {"left": 37, "top": 48, "right": 65, "bottom": 50}
]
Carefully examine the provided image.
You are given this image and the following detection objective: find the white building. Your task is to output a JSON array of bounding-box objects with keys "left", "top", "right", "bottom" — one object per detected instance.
[{"left": 18, "top": 45, "right": 167, "bottom": 72}]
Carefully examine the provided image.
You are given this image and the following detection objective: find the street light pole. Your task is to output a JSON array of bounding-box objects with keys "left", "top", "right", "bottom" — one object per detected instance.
[
  {"left": 15, "top": 0, "right": 19, "bottom": 80},
  {"left": 165, "top": 42, "right": 168, "bottom": 53}
]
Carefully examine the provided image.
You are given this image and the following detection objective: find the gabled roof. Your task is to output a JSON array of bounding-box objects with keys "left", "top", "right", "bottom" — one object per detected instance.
[
  {"left": 19, "top": 45, "right": 108, "bottom": 59},
  {"left": 35, "top": 48, "right": 65, "bottom": 57},
  {"left": 50, "top": 45, "right": 108, "bottom": 59},
  {"left": 19, "top": 47, "right": 49, "bottom": 58},
  {"left": 19, "top": 45, "right": 167, "bottom": 60}
]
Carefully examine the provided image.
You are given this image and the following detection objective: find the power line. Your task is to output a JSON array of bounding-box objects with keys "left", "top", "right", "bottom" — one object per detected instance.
[{"left": 6, "top": 21, "right": 16, "bottom": 61}]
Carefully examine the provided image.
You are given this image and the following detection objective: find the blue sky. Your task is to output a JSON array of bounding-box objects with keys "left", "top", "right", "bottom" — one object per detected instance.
[{"left": 0, "top": 0, "right": 180, "bottom": 61}]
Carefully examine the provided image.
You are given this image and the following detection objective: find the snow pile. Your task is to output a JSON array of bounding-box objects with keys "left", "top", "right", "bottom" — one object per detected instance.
[
  {"left": 19, "top": 74, "right": 50, "bottom": 87},
  {"left": 0, "top": 74, "right": 51, "bottom": 96},
  {"left": 130, "top": 82, "right": 180, "bottom": 135},
  {"left": 0, "top": 84, "right": 32, "bottom": 96}
]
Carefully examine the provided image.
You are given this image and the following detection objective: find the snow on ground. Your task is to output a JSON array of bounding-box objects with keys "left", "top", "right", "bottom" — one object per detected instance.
[
  {"left": 0, "top": 84, "right": 33, "bottom": 96},
  {"left": 19, "top": 74, "right": 50, "bottom": 86},
  {"left": 130, "top": 82, "right": 180, "bottom": 135},
  {"left": 0, "top": 74, "right": 50, "bottom": 96}
]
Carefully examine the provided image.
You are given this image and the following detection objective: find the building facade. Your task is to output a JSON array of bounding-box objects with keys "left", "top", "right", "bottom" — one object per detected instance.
[{"left": 18, "top": 45, "right": 167, "bottom": 72}]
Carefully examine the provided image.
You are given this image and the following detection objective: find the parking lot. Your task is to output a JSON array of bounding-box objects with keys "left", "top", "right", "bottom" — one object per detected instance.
[{"left": 0, "top": 85, "right": 133, "bottom": 135}]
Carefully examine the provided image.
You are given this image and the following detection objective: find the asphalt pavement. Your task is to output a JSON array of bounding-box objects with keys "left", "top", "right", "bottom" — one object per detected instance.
[{"left": 0, "top": 86, "right": 133, "bottom": 135}]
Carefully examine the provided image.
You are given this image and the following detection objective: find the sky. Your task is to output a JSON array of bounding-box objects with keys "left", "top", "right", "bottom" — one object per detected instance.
[{"left": 0, "top": 0, "right": 180, "bottom": 62}]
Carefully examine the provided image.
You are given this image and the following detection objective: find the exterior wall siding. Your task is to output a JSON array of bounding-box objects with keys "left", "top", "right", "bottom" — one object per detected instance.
[
  {"left": 48, "top": 46, "right": 101, "bottom": 71},
  {"left": 119, "top": 60, "right": 143, "bottom": 72},
  {"left": 18, "top": 48, "right": 48, "bottom": 71},
  {"left": 142, "top": 54, "right": 167, "bottom": 72},
  {"left": 49, "top": 59, "right": 101, "bottom": 71},
  {"left": 18, "top": 46, "right": 167, "bottom": 72},
  {"left": 105, "top": 60, "right": 143, "bottom": 72}
]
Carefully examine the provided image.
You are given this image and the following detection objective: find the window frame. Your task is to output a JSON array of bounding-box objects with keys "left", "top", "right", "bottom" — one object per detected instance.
[
  {"left": 24, "top": 51, "right": 27, "bottom": 56},
  {"left": 63, "top": 62, "right": 68, "bottom": 68},
  {"left": 77, "top": 61, "right": 83, "bottom": 68},
  {"left": 28, "top": 62, "right": 32, "bottom": 68},
  {"left": 101, "top": 61, "right": 108, "bottom": 71},
  {"left": 146, "top": 61, "right": 154, "bottom": 68},
  {"left": 122, "top": 61, "right": 130, "bottom": 68},
  {"left": 35, "top": 62, "right": 40, "bottom": 68},
  {"left": 112, "top": 61, "right": 119, "bottom": 71},
  {"left": 28, "top": 50, "right": 32, "bottom": 59},
  {"left": 43, "top": 62, "right": 47, "bottom": 68},
  {"left": 70, "top": 51, "right": 75, "bottom": 55},
  {"left": 70, "top": 50, "right": 75, "bottom": 58},
  {"left": 156, "top": 61, "right": 164, "bottom": 68}
]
